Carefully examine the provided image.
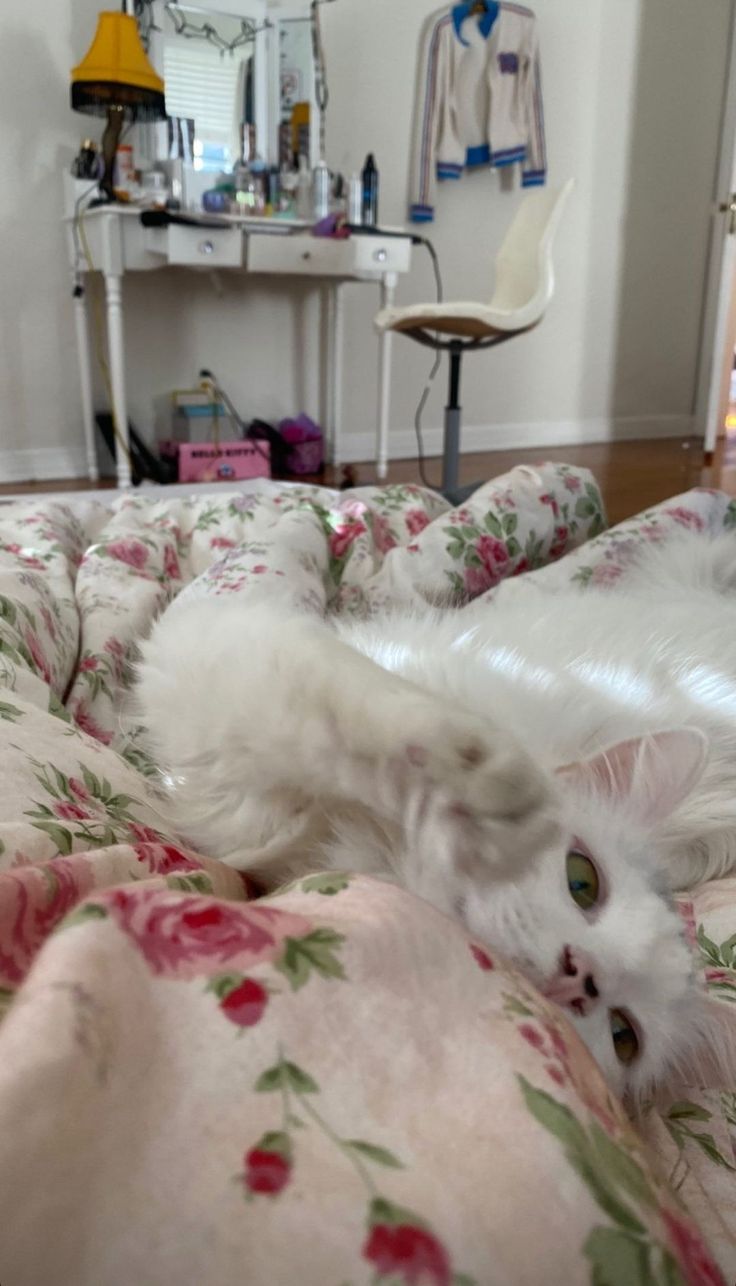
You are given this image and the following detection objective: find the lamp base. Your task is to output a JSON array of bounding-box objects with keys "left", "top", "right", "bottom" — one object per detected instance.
[
  {"left": 88, "top": 192, "right": 119, "bottom": 208},
  {"left": 99, "top": 105, "right": 125, "bottom": 203}
]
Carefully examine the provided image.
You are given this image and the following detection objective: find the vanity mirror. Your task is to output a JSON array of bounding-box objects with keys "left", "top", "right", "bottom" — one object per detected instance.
[{"left": 141, "top": 0, "right": 324, "bottom": 173}]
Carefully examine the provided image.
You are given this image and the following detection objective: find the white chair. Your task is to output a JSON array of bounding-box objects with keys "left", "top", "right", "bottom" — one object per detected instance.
[{"left": 375, "top": 180, "right": 573, "bottom": 503}]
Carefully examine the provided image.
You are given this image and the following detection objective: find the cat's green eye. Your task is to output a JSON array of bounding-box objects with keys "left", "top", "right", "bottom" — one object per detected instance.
[
  {"left": 610, "top": 1009, "right": 640, "bottom": 1066},
  {"left": 566, "top": 849, "right": 600, "bottom": 912}
]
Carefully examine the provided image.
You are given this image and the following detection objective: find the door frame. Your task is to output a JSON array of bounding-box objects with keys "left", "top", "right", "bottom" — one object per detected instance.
[{"left": 695, "top": 0, "right": 736, "bottom": 456}]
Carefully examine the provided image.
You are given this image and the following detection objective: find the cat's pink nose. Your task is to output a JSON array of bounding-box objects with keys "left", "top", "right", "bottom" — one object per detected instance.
[{"left": 543, "top": 946, "right": 599, "bottom": 1016}]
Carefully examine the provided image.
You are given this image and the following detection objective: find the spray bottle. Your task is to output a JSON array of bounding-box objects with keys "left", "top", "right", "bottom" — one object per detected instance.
[{"left": 361, "top": 153, "right": 379, "bottom": 227}]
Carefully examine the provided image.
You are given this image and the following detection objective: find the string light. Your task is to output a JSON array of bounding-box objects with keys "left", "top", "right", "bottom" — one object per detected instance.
[
  {"left": 311, "top": 0, "right": 328, "bottom": 157},
  {"left": 146, "top": 0, "right": 340, "bottom": 154},
  {"left": 131, "top": 0, "right": 160, "bottom": 51},
  {"left": 164, "top": 3, "right": 270, "bottom": 55}
]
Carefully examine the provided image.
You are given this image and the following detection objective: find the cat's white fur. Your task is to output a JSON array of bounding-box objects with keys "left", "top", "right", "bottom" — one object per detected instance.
[{"left": 136, "top": 532, "right": 736, "bottom": 1099}]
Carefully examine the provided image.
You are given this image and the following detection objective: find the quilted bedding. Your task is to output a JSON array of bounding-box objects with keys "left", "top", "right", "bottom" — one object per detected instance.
[{"left": 0, "top": 467, "right": 734, "bottom": 1286}]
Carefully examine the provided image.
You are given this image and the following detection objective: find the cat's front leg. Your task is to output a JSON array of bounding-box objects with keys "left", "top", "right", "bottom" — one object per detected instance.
[
  {"left": 139, "top": 600, "right": 559, "bottom": 882},
  {"left": 225, "top": 608, "right": 561, "bottom": 884}
]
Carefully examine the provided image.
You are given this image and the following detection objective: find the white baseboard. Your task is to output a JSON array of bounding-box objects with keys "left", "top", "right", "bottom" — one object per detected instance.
[
  {"left": 0, "top": 446, "right": 90, "bottom": 484},
  {"left": 0, "top": 415, "right": 695, "bottom": 483},
  {"left": 338, "top": 414, "right": 695, "bottom": 463}
]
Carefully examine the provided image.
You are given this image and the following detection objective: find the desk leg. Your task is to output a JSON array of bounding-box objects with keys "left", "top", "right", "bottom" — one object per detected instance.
[
  {"left": 73, "top": 285, "right": 99, "bottom": 482},
  {"left": 376, "top": 273, "right": 398, "bottom": 481},
  {"left": 104, "top": 273, "right": 131, "bottom": 490},
  {"left": 328, "top": 283, "right": 345, "bottom": 470}
]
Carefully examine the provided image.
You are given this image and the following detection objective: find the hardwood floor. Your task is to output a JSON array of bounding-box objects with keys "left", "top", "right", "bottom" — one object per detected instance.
[{"left": 2, "top": 433, "right": 735, "bottom": 528}]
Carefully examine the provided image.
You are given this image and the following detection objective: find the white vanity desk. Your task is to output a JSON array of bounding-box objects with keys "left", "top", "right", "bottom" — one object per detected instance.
[{"left": 66, "top": 205, "right": 413, "bottom": 488}]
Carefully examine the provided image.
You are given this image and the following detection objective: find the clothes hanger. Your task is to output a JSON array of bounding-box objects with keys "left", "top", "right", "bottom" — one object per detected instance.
[{"left": 470, "top": 0, "right": 487, "bottom": 12}]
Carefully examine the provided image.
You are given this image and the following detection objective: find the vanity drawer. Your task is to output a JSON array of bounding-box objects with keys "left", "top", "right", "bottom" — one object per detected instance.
[
  {"left": 246, "top": 234, "right": 355, "bottom": 277},
  {"left": 166, "top": 224, "right": 243, "bottom": 267},
  {"left": 352, "top": 235, "right": 413, "bottom": 274},
  {"left": 246, "top": 230, "right": 413, "bottom": 277}
]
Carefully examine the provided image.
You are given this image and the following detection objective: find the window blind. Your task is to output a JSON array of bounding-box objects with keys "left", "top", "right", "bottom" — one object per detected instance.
[{"left": 163, "top": 42, "right": 242, "bottom": 146}]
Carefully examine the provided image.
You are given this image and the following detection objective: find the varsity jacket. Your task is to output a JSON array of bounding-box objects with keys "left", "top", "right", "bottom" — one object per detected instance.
[{"left": 410, "top": 1, "right": 547, "bottom": 222}]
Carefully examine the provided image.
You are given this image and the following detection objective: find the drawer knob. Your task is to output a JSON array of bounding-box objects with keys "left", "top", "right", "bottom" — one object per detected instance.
[
  {"left": 373, "top": 248, "right": 388, "bottom": 263},
  {"left": 302, "top": 251, "right": 311, "bottom": 260},
  {"left": 199, "top": 240, "right": 215, "bottom": 255}
]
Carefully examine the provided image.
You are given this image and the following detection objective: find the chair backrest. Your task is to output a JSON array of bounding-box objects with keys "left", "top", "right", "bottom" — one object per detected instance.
[{"left": 489, "top": 179, "right": 574, "bottom": 329}]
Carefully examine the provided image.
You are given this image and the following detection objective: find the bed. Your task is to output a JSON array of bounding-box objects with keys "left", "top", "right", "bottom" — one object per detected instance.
[{"left": 0, "top": 465, "right": 732, "bottom": 1286}]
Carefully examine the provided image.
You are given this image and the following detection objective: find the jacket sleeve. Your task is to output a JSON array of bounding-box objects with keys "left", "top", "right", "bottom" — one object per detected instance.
[
  {"left": 409, "top": 14, "right": 446, "bottom": 223},
  {"left": 520, "top": 17, "right": 547, "bottom": 188}
]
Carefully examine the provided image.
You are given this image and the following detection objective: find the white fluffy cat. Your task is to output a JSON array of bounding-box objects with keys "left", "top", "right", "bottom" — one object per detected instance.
[{"left": 136, "top": 531, "right": 736, "bottom": 1099}]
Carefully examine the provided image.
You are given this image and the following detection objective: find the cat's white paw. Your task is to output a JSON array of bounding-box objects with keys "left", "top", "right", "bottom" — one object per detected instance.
[{"left": 401, "top": 715, "right": 561, "bottom": 882}]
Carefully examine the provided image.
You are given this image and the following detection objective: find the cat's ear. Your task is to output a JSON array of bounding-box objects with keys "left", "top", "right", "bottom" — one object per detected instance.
[{"left": 557, "top": 729, "right": 708, "bottom": 828}]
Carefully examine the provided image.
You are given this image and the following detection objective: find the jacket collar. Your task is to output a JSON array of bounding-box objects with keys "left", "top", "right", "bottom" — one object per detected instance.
[{"left": 452, "top": 2, "right": 500, "bottom": 44}]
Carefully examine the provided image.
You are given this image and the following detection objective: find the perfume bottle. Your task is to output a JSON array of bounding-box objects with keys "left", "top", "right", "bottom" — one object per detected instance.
[
  {"left": 296, "top": 154, "right": 312, "bottom": 220},
  {"left": 312, "top": 159, "right": 330, "bottom": 220}
]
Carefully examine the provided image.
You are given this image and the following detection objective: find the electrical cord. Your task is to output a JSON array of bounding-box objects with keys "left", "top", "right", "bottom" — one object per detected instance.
[
  {"left": 71, "top": 181, "right": 99, "bottom": 280},
  {"left": 71, "top": 126, "right": 136, "bottom": 470},
  {"left": 198, "top": 369, "right": 271, "bottom": 465},
  {"left": 70, "top": 116, "right": 134, "bottom": 281},
  {"left": 410, "top": 234, "right": 444, "bottom": 490}
]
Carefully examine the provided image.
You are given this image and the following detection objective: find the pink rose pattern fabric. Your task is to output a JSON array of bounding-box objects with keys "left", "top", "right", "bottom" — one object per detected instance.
[
  {"left": 0, "top": 473, "right": 732, "bottom": 1284},
  {"left": 101, "top": 887, "right": 311, "bottom": 980},
  {"left": 484, "top": 487, "right": 736, "bottom": 607}
]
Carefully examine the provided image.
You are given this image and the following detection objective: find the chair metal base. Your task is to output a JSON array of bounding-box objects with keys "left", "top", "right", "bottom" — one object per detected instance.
[
  {"left": 405, "top": 330, "right": 515, "bottom": 508},
  {"left": 443, "top": 478, "right": 485, "bottom": 506},
  {"left": 438, "top": 341, "right": 494, "bottom": 506}
]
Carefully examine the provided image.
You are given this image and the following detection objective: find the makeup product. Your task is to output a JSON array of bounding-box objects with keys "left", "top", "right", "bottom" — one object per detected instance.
[
  {"left": 267, "top": 166, "right": 281, "bottom": 212},
  {"left": 72, "top": 139, "right": 102, "bottom": 181},
  {"left": 202, "top": 189, "right": 232, "bottom": 214},
  {"left": 296, "top": 154, "right": 312, "bottom": 220},
  {"left": 250, "top": 156, "right": 268, "bottom": 214},
  {"left": 361, "top": 153, "right": 379, "bottom": 227},
  {"left": 140, "top": 169, "right": 168, "bottom": 207},
  {"left": 280, "top": 164, "right": 297, "bottom": 216},
  {"left": 313, "top": 159, "right": 330, "bottom": 220},
  {"left": 114, "top": 142, "right": 135, "bottom": 192},
  {"left": 348, "top": 173, "right": 363, "bottom": 224}
]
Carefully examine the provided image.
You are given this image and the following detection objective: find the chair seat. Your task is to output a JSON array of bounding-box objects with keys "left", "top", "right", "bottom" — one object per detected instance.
[
  {"left": 374, "top": 300, "right": 540, "bottom": 340},
  {"left": 375, "top": 182, "right": 574, "bottom": 346}
]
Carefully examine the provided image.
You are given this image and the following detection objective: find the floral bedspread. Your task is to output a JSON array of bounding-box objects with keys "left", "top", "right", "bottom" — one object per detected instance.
[{"left": 0, "top": 468, "right": 733, "bottom": 1286}]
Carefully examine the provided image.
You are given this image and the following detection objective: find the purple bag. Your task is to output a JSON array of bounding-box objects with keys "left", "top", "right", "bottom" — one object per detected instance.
[{"left": 279, "top": 414, "right": 324, "bottom": 475}]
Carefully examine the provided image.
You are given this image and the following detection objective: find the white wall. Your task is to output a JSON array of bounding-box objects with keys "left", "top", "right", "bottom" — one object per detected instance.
[
  {"left": 322, "top": 0, "right": 732, "bottom": 457},
  {"left": 0, "top": 0, "right": 731, "bottom": 480},
  {"left": 0, "top": 0, "right": 104, "bottom": 478}
]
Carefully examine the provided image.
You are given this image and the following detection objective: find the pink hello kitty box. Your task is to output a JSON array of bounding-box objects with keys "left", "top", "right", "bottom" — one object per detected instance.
[{"left": 160, "top": 440, "right": 271, "bottom": 484}]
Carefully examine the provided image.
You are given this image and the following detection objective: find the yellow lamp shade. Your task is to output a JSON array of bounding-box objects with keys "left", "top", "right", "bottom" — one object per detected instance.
[{"left": 71, "top": 12, "right": 165, "bottom": 120}]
